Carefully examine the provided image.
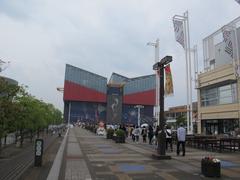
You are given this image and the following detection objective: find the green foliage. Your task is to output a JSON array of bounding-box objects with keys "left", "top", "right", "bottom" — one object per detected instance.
[
  {"left": 176, "top": 115, "right": 186, "bottom": 127},
  {"left": 107, "top": 128, "right": 114, "bottom": 136},
  {"left": 115, "top": 129, "right": 125, "bottom": 137},
  {"left": 0, "top": 77, "right": 63, "bottom": 144}
]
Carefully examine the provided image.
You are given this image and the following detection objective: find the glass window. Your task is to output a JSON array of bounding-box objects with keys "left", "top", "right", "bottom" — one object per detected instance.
[{"left": 200, "top": 83, "right": 237, "bottom": 107}]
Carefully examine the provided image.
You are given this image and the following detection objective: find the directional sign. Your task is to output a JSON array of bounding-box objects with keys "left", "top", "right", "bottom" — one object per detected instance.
[{"left": 35, "top": 139, "right": 43, "bottom": 166}]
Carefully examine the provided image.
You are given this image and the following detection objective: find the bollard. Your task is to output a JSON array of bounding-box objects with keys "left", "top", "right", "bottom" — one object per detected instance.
[{"left": 35, "top": 139, "right": 44, "bottom": 166}]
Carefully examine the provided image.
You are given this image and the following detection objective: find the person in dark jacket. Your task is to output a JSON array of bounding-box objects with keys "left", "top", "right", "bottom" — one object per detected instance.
[
  {"left": 141, "top": 126, "right": 147, "bottom": 143},
  {"left": 154, "top": 126, "right": 160, "bottom": 145},
  {"left": 148, "top": 125, "right": 154, "bottom": 144}
]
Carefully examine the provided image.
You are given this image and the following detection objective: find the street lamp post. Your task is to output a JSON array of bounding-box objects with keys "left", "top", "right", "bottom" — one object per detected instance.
[
  {"left": 152, "top": 56, "right": 172, "bottom": 160},
  {"left": 56, "top": 87, "right": 70, "bottom": 127},
  {"left": 147, "top": 39, "right": 160, "bottom": 126},
  {"left": 134, "top": 105, "right": 144, "bottom": 127}
]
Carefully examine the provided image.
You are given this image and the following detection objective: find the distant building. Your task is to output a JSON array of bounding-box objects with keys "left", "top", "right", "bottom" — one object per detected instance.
[
  {"left": 63, "top": 64, "right": 156, "bottom": 125},
  {"left": 197, "top": 16, "right": 240, "bottom": 135},
  {"left": 165, "top": 102, "right": 198, "bottom": 131}
]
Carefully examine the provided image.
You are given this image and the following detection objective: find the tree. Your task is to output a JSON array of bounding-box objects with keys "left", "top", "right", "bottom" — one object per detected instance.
[
  {"left": 0, "top": 78, "right": 26, "bottom": 148},
  {"left": 0, "top": 77, "right": 63, "bottom": 149},
  {"left": 176, "top": 114, "right": 187, "bottom": 127}
]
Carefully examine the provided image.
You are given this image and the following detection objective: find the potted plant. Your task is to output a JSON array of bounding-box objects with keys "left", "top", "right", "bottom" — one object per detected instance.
[
  {"left": 201, "top": 156, "right": 221, "bottom": 177},
  {"left": 106, "top": 128, "right": 114, "bottom": 139},
  {"left": 115, "top": 129, "right": 125, "bottom": 143}
]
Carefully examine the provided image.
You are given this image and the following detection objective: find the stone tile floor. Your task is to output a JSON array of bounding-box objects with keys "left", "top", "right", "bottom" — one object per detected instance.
[{"left": 59, "top": 128, "right": 240, "bottom": 180}]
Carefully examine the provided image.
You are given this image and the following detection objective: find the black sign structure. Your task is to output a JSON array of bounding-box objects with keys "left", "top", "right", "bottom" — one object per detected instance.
[
  {"left": 34, "top": 139, "right": 44, "bottom": 166},
  {"left": 106, "top": 85, "right": 123, "bottom": 125},
  {"left": 152, "top": 56, "right": 172, "bottom": 160}
]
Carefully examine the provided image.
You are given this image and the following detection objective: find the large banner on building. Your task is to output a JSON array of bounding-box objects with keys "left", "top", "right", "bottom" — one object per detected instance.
[
  {"left": 106, "top": 85, "right": 123, "bottom": 125},
  {"left": 222, "top": 29, "right": 234, "bottom": 59},
  {"left": 165, "top": 64, "right": 174, "bottom": 95}
]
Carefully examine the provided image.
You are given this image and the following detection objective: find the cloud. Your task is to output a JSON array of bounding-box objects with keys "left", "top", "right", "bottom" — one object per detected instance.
[{"left": 0, "top": 0, "right": 239, "bottom": 110}]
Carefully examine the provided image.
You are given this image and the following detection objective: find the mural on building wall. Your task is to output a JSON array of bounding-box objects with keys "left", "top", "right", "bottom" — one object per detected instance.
[
  {"left": 106, "top": 86, "right": 123, "bottom": 124},
  {"left": 122, "top": 105, "right": 154, "bottom": 125},
  {"left": 65, "top": 102, "right": 106, "bottom": 123}
]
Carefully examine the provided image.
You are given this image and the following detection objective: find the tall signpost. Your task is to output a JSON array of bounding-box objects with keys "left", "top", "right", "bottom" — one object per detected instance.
[{"left": 152, "top": 56, "right": 172, "bottom": 160}]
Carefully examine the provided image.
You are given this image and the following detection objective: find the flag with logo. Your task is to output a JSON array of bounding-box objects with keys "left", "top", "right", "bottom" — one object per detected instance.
[
  {"left": 222, "top": 29, "right": 234, "bottom": 59},
  {"left": 173, "top": 19, "right": 185, "bottom": 49},
  {"left": 165, "top": 65, "right": 174, "bottom": 95},
  {"left": 235, "top": 0, "right": 240, "bottom": 5}
]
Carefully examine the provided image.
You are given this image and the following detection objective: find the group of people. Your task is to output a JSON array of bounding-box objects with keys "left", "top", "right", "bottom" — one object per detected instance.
[
  {"left": 129, "top": 125, "right": 153, "bottom": 144},
  {"left": 128, "top": 123, "right": 186, "bottom": 156}
]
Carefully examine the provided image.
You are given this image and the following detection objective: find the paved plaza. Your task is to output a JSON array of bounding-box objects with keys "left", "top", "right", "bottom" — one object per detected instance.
[{"left": 51, "top": 127, "right": 240, "bottom": 180}]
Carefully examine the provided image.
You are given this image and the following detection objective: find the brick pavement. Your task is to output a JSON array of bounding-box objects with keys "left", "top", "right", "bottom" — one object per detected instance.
[{"left": 57, "top": 127, "right": 240, "bottom": 180}]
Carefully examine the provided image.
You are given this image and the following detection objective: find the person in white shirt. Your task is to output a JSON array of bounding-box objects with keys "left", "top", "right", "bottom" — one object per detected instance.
[
  {"left": 165, "top": 125, "right": 173, "bottom": 151},
  {"left": 134, "top": 126, "right": 141, "bottom": 143},
  {"left": 177, "top": 123, "right": 186, "bottom": 156}
]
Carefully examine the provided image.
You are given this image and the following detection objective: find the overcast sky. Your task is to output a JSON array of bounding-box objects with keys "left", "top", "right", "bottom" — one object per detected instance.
[{"left": 0, "top": 0, "right": 239, "bottom": 111}]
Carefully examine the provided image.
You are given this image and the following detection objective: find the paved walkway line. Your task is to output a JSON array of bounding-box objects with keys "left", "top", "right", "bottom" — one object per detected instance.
[
  {"left": 64, "top": 128, "right": 92, "bottom": 180},
  {"left": 46, "top": 128, "right": 69, "bottom": 180}
]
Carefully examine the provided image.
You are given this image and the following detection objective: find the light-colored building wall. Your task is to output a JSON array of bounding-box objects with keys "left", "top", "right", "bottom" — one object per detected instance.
[{"left": 197, "top": 64, "right": 240, "bottom": 134}]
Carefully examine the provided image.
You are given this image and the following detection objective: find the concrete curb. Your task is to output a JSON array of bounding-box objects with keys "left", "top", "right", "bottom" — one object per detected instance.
[{"left": 46, "top": 128, "right": 69, "bottom": 180}]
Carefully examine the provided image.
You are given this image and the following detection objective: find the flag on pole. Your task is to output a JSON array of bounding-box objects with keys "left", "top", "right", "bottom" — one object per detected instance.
[
  {"left": 165, "top": 65, "right": 174, "bottom": 95},
  {"left": 173, "top": 19, "right": 185, "bottom": 48},
  {"left": 235, "top": 0, "right": 240, "bottom": 5},
  {"left": 222, "top": 29, "right": 233, "bottom": 58}
]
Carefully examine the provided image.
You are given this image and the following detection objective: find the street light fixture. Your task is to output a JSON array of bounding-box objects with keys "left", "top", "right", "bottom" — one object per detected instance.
[
  {"left": 134, "top": 105, "right": 144, "bottom": 127},
  {"left": 152, "top": 55, "right": 172, "bottom": 160},
  {"left": 147, "top": 39, "right": 160, "bottom": 126},
  {"left": 56, "top": 87, "right": 71, "bottom": 128}
]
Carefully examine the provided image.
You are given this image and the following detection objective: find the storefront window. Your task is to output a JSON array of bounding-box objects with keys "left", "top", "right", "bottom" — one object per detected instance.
[
  {"left": 202, "top": 119, "right": 239, "bottom": 135},
  {"left": 200, "top": 83, "right": 237, "bottom": 107}
]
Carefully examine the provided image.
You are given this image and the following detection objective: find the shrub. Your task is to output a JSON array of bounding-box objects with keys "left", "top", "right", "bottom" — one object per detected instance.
[
  {"left": 115, "top": 129, "right": 125, "bottom": 137},
  {"left": 107, "top": 128, "right": 114, "bottom": 136}
]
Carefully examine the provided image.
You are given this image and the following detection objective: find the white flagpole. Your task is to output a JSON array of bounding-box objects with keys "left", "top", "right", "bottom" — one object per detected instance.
[
  {"left": 192, "top": 45, "right": 198, "bottom": 89},
  {"left": 182, "top": 13, "right": 190, "bottom": 134},
  {"left": 185, "top": 11, "right": 193, "bottom": 134},
  {"left": 173, "top": 13, "right": 193, "bottom": 134}
]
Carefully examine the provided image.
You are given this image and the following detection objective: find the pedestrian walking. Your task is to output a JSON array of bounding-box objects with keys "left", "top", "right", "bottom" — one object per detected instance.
[
  {"left": 165, "top": 125, "right": 173, "bottom": 151},
  {"left": 131, "top": 127, "right": 135, "bottom": 142},
  {"left": 141, "top": 126, "right": 147, "bottom": 143},
  {"left": 134, "top": 126, "right": 141, "bottom": 143},
  {"left": 148, "top": 125, "right": 154, "bottom": 145},
  {"left": 154, "top": 126, "right": 160, "bottom": 145},
  {"left": 177, "top": 123, "right": 186, "bottom": 156}
]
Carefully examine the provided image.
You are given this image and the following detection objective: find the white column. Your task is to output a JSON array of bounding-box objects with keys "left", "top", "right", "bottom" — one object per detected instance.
[
  {"left": 183, "top": 12, "right": 190, "bottom": 134},
  {"left": 186, "top": 11, "right": 193, "bottom": 134},
  {"left": 137, "top": 107, "right": 141, "bottom": 127}
]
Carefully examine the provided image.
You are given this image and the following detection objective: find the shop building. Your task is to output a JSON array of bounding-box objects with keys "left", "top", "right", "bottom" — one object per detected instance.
[{"left": 197, "top": 17, "right": 240, "bottom": 135}]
